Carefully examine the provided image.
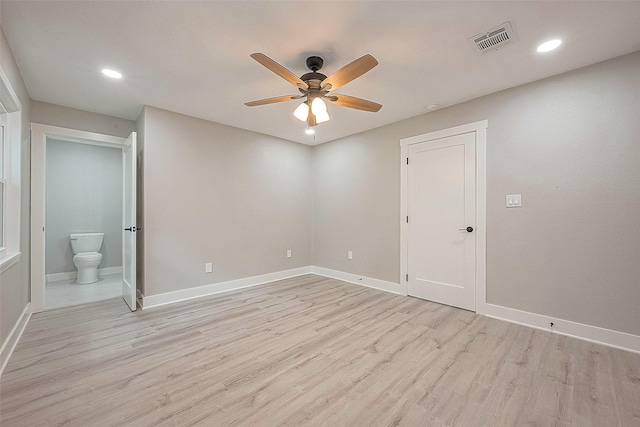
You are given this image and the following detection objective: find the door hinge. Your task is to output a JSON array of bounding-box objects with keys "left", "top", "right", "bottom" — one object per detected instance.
[
  {"left": 406, "top": 158, "right": 409, "bottom": 165},
  {"left": 406, "top": 216, "right": 409, "bottom": 223},
  {"left": 405, "top": 273, "right": 408, "bottom": 282}
]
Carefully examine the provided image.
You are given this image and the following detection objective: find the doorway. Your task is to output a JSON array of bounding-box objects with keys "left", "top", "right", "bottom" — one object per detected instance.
[
  {"left": 31, "top": 124, "right": 137, "bottom": 313},
  {"left": 43, "top": 138, "right": 122, "bottom": 309},
  {"left": 400, "top": 120, "right": 487, "bottom": 312}
]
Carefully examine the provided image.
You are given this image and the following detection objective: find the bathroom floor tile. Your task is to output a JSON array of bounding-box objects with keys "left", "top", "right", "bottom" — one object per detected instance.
[{"left": 45, "top": 273, "right": 123, "bottom": 310}]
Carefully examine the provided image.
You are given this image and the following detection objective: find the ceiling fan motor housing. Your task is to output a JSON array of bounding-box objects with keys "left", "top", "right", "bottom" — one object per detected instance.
[
  {"left": 306, "top": 56, "right": 323, "bottom": 72},
  {"left": 300, "top": 56, "right": 327, "bottom": 92},
  {"left": 300, "top": 72, "right": 327, "bottom": 88}
]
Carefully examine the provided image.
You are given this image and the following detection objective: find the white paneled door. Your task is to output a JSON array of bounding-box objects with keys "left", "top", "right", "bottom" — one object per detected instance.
[
  {"left": 122, "top": 131, "right": 137, "bottom": 311},
  {"left": 407, "top": 132, "right": 476, "bottom": 311}
]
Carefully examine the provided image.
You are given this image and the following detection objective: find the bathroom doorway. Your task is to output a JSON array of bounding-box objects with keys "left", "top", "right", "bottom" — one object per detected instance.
[
  {"left": 30, "top": 124, "right": 138, "bottom": 313},
  {"left": 43, "top": 139, "right": 122, "bottom": 310}
]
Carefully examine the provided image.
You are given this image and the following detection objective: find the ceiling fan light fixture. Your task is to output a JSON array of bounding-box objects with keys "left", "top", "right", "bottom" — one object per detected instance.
[
  {"left": 311, "top": 97, "right": 327, "bottom": 115},
  {"left": 293, "top": 102, "right": 309, "bottom": 122},
  {"left": 315, "top": 109, "right": 330, "bottom": 124},
  {"left": 294, "top": 98, "right": 330, "bottom": 125}
]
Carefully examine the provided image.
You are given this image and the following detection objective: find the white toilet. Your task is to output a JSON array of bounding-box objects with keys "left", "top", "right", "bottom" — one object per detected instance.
[{"left": 70, "top": 233, "right": 104, "bottom": 284}]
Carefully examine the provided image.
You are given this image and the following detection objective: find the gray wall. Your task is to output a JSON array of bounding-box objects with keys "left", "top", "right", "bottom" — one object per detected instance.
[
  {"left": 0, "top": 25, "right": 31, "bottom": 352},
  {"left": 313, "top": 128, "right": 400, "bottom": 281},
  {"left": 313, "top": 51, "right": 640, "bottom": 336},
  {"left": 140, "top": 106, "right": 313, "bottom": 296},
  {"left": 31, "top": 101, "right": 136, "bottom": 138},
  {"left": 45, "top": 139, "right": 122, "bottom": 275}
]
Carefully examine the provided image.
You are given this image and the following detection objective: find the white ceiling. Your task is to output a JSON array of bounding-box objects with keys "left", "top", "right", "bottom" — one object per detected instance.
[{"left": 2, "top": 1, "right": 640, "bottom": 145}]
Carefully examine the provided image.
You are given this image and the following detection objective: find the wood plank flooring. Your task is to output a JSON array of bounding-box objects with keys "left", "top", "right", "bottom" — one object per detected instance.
[{"left": 1, "top": 274, "right": 639, "bottom": 426}]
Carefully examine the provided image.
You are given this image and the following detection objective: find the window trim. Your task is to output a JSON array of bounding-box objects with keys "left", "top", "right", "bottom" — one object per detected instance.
[{"left": 0, "top": 63, "right": 23, "bottom": 268}]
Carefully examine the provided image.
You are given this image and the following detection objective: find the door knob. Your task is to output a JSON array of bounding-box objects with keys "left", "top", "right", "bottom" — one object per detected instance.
[
  {"left": 124, "top": 226, "right": 136, "bottom": 232},
  {"left": 458, "top": 226, "right": 474, "bottom": 232}
]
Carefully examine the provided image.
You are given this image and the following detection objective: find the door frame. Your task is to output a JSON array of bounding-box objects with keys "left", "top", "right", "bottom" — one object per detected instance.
[
  {"left": 30, "top": 123, "right": 128, "bottom": 313},
  {"left": 400, "top": 120, "right": 488, "bottom": 313}
]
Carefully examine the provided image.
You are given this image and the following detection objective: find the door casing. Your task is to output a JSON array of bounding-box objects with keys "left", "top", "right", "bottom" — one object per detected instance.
[
  {"left": 400, "top": 120, "right": 487, "bottom": 313},
  {"left": 30, "top": 123, "right": 134, "bottom": 313}
]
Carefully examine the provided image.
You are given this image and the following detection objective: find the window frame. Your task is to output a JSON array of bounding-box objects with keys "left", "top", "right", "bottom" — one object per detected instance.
[{"left": 0, "top": 63, "right": 23, "bottom": 271}]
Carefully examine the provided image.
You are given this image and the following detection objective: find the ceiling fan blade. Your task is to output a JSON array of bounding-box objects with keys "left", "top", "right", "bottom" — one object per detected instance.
[
  {"left": 322, "top": 54, "right": 378, "bottom": 91},
  {"left": 244, "top": 95, "right": 301, "bottom": 107},
  {"left": 250, "top": 53, "right": 307, "bottom": 88},
  {"left": 329, "top": 94, "right": 382, "bottom": 112}
]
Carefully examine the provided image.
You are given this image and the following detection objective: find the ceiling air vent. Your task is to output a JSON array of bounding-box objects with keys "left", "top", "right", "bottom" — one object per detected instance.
[{"left": 469, "top": 22, "right": 515, "bottom": 54}]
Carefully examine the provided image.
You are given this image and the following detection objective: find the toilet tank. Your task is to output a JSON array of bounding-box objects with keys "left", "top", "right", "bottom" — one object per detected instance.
[{"left": 70, "top": 233, "right": 104, "bottom": 254}]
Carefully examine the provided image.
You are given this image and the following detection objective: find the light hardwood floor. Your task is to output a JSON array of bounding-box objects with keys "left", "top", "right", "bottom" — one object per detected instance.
[{"left": 1, "top": 275, "right": 639, "bottom": 426}]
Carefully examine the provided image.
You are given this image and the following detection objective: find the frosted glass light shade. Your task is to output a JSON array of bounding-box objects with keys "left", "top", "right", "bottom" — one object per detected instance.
[
  {"left": 315, "top": 110, "right": 330, "bottom": 123},
  {"left": 293, "top": 98, "right": 330, "bottom": 125},
  {"left": 293, "top": 102, "right": 309, "bottom": 121},
  {"left": 311, "top": 97, "right": 327, "bottom": 115}
]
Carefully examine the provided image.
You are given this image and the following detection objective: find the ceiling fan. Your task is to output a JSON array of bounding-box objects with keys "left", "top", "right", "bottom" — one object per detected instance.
[{"left": 245, "top": 53, "right": 382, "bottom": 128}]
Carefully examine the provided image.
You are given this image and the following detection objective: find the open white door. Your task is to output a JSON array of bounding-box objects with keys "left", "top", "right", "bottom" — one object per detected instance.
[{"left": 122, "top": 131, "right": 137, "bottom": 311}]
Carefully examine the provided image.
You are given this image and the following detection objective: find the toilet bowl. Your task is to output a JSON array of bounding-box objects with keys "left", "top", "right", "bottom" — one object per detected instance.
[
  {"left": 73, "top": 252, "right": 103, "bottom": 284},
  {"left": 70, "top": 233, "right": 104, "bottom": 284}
]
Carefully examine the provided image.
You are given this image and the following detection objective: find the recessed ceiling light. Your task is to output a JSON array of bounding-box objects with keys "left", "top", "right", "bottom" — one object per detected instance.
[
  {"left": 101, "top": 68, "right": 122, "bottom": 79},
  {"left": 305, "top": 128, "right": 315, "bottom": 135},
  {"left": 537, "top": 39, "right": 562, "bottom": 53}
]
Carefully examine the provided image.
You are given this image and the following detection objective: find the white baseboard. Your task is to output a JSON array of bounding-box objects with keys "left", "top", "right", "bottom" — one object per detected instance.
[
  {"left": 47, "top": 271, "right": 75, "bottom": 282},
  {"left": 46, "top": 266, "right": 123, "bottom": 283},
  {"left": 478, "top": 303, "right": 640, "bottom": 354},
  {"left": 311, "top": 266, "right": 406, "bottom": 296},
  {"left": 141, "top": 266, "right": 313, "bottom": 309},
  {"left": 0, "top": 303, "right": 31, "bottom": 378},
  {"left": 99, "top": 266, "right": 123, "bottom": 276}
]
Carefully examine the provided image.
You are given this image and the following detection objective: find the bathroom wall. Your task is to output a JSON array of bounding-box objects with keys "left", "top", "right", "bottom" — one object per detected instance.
[{"left": 45, "top": 139, "right": 123, "bottom": 276}]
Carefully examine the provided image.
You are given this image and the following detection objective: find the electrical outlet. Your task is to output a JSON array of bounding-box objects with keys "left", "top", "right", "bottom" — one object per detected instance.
[
  {"left": 348, "top": 250, "right": 353, "bottom": 260},
  {"left": 287, "top": 249, "right": 292, "bottom": 258},
  {"left": 205, "top": 262, "right": 213, "bottom": 273}
]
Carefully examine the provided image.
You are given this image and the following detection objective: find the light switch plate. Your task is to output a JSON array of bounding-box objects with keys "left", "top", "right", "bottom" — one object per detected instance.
[
  {"left": 348, "top": 250, "right": 353, "bottom": 260},
  {"left": 287, "top": 249, "right": 292, "bottom": 258},
  {"left": 205, "top": 262, "right": 213, "bottom": 273},
  {"left": 506, "top": 194, "right": 522, "bottom": 207}
]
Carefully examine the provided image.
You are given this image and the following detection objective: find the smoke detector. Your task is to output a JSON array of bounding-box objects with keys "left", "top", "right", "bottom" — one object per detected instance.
[{"left": 469, "top": 22, "right": 516, "bottom": 54}]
